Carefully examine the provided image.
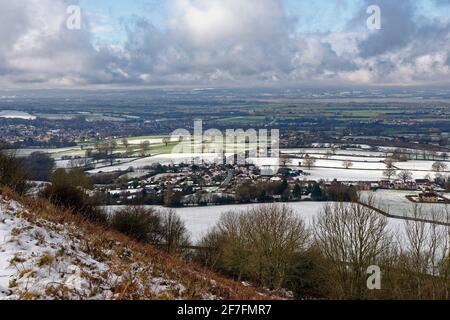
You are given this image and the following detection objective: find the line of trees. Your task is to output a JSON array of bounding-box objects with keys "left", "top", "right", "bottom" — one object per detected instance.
[{"left": 194, "top": 200, "right": 450, "bottom": 299}]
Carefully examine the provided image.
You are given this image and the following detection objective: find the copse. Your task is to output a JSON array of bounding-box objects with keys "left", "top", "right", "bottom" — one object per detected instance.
[
  {"left": 109, "top": 206, "right": 191, "bottom": 253},
  {"left": 194, "top": 197, "right": 449, "bottom": 300},
  {"left": 196, "top": 204, "right": 309, "bottom": 290}
]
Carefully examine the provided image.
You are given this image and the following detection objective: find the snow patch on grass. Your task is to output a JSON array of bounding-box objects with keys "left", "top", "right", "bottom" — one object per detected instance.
[{"left": 0, "top": 196, "right": 189, "bottom": 300}]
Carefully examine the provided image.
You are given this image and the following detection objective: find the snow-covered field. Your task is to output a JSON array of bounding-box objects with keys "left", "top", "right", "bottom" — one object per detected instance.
[
  {"left": 0, "top": 110, "right": 36, "bottom": 120},
  {"left": 316, "top": 155, "right": 386, "bottom": 162},
  {"left": 126, "top": 136, "right": 179, "bottom": 145},
  {"left": 281, "top": 148, "right": 387, "bottom": 157},
  {"left": 312, "top": 159, "right": 386, "bottom": 170},
  {"left": 103, "top": 203, "right": 331, "bottom": 243},
  {"left": 362, "top": 190, "right": 450, "bottom": 223},
  {"left": 14, "top": 147, "right": 83, "bottom": 158},
  {"left": 88, "top": 153, "right": 233, "bottom": 173},
  {"left": 86, "top": 148, "right": 449, "bottom": 181},
  {"left": 395, "top": 160, "right": 445, "bottom": 171},
  {"left": 54, "top": 159, "right": 75, "bottom": 168},
  {"left": 300, "top": 167, "right": 437, "bottom": 181},
  {"left": 103, "top": 200, "right": 446, "bottom": 244}
]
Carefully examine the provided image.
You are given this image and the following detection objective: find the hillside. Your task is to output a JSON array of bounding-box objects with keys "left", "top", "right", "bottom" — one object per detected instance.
[{"left": 0, "top": 188, "right": 272, "bottom": 300}]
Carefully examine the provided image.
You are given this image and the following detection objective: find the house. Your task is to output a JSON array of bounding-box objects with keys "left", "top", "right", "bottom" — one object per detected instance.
[
  {"left": 404, "top": 180, "right": 417, "bottom": 190},
  {"left": 357, "top": 182, "right": 371, "bottom": 191},
  {"left": 393, "top": 180, "right": 404, "bottom": 190},
  {"left": 379, "top": 180, "right": 391, "bottom": 189},
  {"left": 415, "top": 179, "right": 431, "bottom": 189}
]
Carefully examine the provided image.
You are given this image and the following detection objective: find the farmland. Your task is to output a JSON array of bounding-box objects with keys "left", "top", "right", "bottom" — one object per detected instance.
[{"left": 103, "top": 199, "right": 446, "bottom": 244}]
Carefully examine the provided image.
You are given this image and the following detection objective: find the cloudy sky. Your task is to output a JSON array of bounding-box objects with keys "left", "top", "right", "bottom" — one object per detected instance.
[{"left": 0, "top": 0, "right": 450, "bottom": 89}]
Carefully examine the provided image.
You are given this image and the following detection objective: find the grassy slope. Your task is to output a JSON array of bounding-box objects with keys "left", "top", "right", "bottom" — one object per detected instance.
[{"left": 0, "top": 187, "right": 277, "bottom": 300}]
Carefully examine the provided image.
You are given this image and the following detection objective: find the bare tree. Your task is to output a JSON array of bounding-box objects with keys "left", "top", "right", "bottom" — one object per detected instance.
[
  {"left": 324, "top": 150, "right": 333, "bottom": 159},
  {"left": 122, "top": 138, "right": 132, "bottom": 154},
  {"left": 121, "top": 138, "right": 129, "bottom": 149},
  {"left": 383, "top": 167, "right": 397, "bottom": 181},
  {"left": 162, "top": 137, "right": 170, "bottom": 146},
  {"left": 303, "top": 154, "right": 317, "bottom": 170},
  {"left": 280, "top": 156, "right": 290, "bottom": 167},
  {"left": 314, "top": 198, "right": 392, "bottom": 299},
  {"left": 398, "top": 170, "right": 413, "bottom": 183},
  {"left": 384, "top": 158, "right": 396, "bottom": 169},
  {"left": 330, "top": 145, "right": 337, "bottom": 155},
  {"left": 160, "top": 209, "right": 190, "bottom": 253},
  {"left": 198, "top": 204, "right": 309, "bottom": 290},
  {"left": 342, "top": 160, "right": 354, "bottom": 169},
  {"left": 107, "top": 140, "right": 118, "bottom": 165},
  {"left": 139, "top": 140, "right": 151, "bottom": 156},
  {"left": 432, "top": 161, "right": 448, "bottom": 173},
  {"left": 402, "top": 205, "right": 450, "bottom": 299},
  {"left": 0, "top": 149, "right": 29, "bottom": 194}
]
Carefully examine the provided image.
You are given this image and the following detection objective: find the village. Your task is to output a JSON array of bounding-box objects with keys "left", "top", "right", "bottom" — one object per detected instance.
[{"left": 95, "top": 151, "right": 450, "bottom": 207}]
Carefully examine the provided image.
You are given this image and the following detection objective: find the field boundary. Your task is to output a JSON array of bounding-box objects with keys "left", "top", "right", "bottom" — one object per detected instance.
[{"left": 357, "top": 201, "right": 450, "bottom": 227}]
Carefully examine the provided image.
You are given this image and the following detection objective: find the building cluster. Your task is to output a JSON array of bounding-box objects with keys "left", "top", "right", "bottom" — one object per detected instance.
[{"left": 100, "top": 162, "right": 305, "bottom": 205}]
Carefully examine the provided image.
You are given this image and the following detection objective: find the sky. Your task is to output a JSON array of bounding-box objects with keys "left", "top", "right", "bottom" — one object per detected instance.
[{"left": 0, "top": 0, "right": 450, "bottom": 89}]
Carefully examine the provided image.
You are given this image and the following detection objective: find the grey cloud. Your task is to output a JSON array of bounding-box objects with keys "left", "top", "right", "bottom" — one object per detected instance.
[
  {"left": 0, "top": 0, "right": 449, "bottom": 87},
  {"left": 118, "top": 0, "right": 359, "bottom": 86},
  {"left": 356, "top": 0, "right": 417, "bottom": 58}
]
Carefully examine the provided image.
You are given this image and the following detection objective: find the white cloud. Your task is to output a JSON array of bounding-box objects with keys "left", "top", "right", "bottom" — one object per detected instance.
[{"left": 0, "top": 0, "right": 450, "bottom": 88}]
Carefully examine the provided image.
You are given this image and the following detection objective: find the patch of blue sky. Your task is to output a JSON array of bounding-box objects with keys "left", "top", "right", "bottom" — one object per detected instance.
[
  {"left": 79, "top": 0, "right": 167, "bottom": 43},
  {"left": 78, "top": 0, "right": 449, "bottom": 42}
]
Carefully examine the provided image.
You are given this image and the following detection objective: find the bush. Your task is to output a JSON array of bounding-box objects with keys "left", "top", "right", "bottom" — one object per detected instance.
[
  {"left": 23, "top": 152, "right": 55, "bottom": 181},
  {"left": 110, "top": 206, "right": 162, "bottom": 243},
  {"left": 325, "top": 183, "right": 357, "bottom": 202},
  {"left": 196, "top": 204, "right": 309, "bottom": 290},
  {"left": 0, "top": 150, "right": 29, "bottom": 194},
  {"left": 109, "top": 207, "right": 191, "bottom": 252},
  {"left": 42, "top": 168, "right": 106, "bottom": 223},
  {"left": 286, "top": 248, "right": 332, "bottom": 299},
  {"left": 90, "top": 172, "right": 123, "bottom": 185},
  {"left": 310, "top": 183, "right": 323, "bottom": 201}
]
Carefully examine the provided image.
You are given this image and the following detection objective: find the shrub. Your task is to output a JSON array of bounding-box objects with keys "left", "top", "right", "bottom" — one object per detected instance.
[
  {"left": 196, "top": 204, "right": 309, "bottom": 290},
  {"left": 90, "top": 172, "right": 123, "bottom": 185},
  {"left": 0, "top": 150, "right": 29, "bottom": 194},
  {"left": 286, "top": 248, "right": 332, "bottom": 299},
  {"left": 310, "top": 183, "right": 323, "bottom": 201},
  {"left": 110, "top": 206, "right": 162, "bottom": 243},
  {"left": 23, "top": 152, "right": 55, "bottom": 181},
  {"left": 42, "top": 168, "right": 106, "bottom": 223}
]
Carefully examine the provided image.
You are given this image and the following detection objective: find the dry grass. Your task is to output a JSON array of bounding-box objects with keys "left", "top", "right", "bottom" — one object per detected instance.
[{"left": 0, "top": 187, "right": 279, "bottom": 300}]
